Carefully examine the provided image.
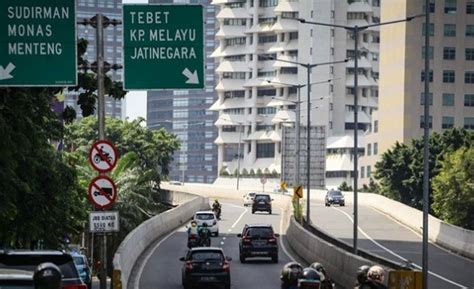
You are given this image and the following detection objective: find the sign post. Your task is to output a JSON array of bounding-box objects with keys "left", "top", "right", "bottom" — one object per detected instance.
[
  {"left": 260, "top": 176, "right": 267, "bottom": 192},
  {"left": 123, "top": 4, "right": 204, "bottom": 90},
  {"left": 0, "top": 0, "right": 77, "bottom": 86}
]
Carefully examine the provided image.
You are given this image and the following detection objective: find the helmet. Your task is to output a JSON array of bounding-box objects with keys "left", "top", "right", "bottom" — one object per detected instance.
[
  {"left": 301, "top": 268, "right": 321, "bottom": 281},
  {"left": 280, "top": 262, "right": 303, "bottom": 281},
  {"left": 33, "top": 262, "right": 62, "bottom": 289},
  {"left": 356, "top": 265, "right": 370, "bottom": 284},
  {"left": 367, "top": 265, "right": 385, "bottom": 283},
  {"left": 310, "top": 262, "right": 326, "bottom": 275},
  {"left": 214, "top": 199, "right": 219, "bottom": 202}
]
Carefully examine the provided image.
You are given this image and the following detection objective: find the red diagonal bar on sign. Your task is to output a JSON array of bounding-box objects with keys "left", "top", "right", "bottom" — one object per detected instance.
[
  {"left": 92, "top": 182, "right": 114, "bottom": 202},
  {"left": 93, "top": 143, "right": 114, "bottom": 169}
]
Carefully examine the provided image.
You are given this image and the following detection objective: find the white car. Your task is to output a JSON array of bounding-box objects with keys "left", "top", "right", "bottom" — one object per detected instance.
[
  {"left": 193, "top": 211, "right": 219, "bottom": 236},
  {"left": 243, "top": 192, "right": 256, "bottom": 207}
]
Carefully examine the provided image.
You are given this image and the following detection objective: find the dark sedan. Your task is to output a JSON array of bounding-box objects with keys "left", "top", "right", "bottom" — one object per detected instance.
[
  {"left": 325, "top": 190, "right": 345, "bottom": 206},
  {"left": 251, "top": 194, "right": 273, "bottom": 214},
  {"left": 238, "top": 224, "right": 279, "bottom": 263},
  {"left": 180, "top": 247, "right": 231, "bottom": 289}
]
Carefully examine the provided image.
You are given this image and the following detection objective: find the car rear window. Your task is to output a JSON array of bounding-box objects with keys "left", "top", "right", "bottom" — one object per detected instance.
[
  {"left": 73, "top": 256, "right": 85, "bottom": 265},
  {"left": 0, "top": 255, "right": 79, "bottom": 279},
  {"left": 248, "top": 193, "right": 256, "bottom": 197},
  {"left": 254, "top": 195, "right": 270, "bottom": 201},
  {"left": 190, "top": 251, "right": 223, "bottom": 261},
  {"left": 329, "top": 191, "right": 342, "bottom": 196},
  {"left": 245, "top": 227, "right": 273, "bottom": 238},
  {"left": 195, "top": 213, "right": 214, "bottom": 220}
]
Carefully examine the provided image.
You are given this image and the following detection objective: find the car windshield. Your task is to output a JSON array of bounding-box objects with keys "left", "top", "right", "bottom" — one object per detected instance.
[
  {"left": 329, "top": 191, "right": 342, "bottom": 196},
  {"left": 246, "top": 227, "right": 273, "bottom": 238},
  {"left": 190, "top": 252, "right": 223, "bottom": 262},
  {"left": 255, "top": 195, "right": 270, "bottom": 201},
  {"left": 195, "top": 214, "right": 214, "bottom": 220},
  {"left": 248, "top": 193, "right": 256, "bottom": 197}
]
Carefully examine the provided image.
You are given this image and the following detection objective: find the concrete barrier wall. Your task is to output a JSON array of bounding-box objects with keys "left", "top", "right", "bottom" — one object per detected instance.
[
  {"left": 287, "top": 217, "right": 380, "bottom": 288},
  {"left": 113, "top": 191, "right": 209, "bottom": 289}
]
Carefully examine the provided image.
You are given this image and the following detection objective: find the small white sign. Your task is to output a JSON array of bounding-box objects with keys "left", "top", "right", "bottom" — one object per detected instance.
[{"left": 89, "top": 211, "right": 119, "bottom": 232}]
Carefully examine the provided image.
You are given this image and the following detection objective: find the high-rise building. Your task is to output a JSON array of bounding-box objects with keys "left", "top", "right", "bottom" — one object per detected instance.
[
  {"left": 66, "top": 0, "right": 124, "bottom": 119},
  {"left": 147, "top": 0, "right": 218, "bottom": 184},
  {"left": 211, "top": 0, "right": 380, "bottom": 188},
  {"left": 359, "top": 0, "right": 474, "bottom": 186}
]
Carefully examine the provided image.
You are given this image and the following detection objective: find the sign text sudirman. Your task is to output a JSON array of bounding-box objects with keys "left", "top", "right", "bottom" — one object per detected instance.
[
  {"left": 123, "top": 4, "right": 204, "bottom": 90},
  {"left": 0, "top": 0, "right": 77, "bottom": 86}
]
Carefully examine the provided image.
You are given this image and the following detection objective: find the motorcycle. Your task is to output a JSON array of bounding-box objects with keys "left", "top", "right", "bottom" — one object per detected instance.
[
  {"left": 187, "top": 234, "right": 199, "bottom": 249},
  {"left": 199, "top": 229, "right": 211, "bottom": 247},
  {"left": 212, "top": 206, "right": 221, "bottom": 220}
]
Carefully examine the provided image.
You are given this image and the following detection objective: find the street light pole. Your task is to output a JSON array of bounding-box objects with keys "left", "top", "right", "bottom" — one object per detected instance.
[{"left": 296, "top": 13, "right": 423, "bottom": 253}]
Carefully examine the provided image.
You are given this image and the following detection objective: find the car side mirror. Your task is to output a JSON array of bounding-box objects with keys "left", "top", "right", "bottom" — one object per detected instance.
[
  {"left": 225, "top": 256, "right": 232, "bottom": 261},
  {"left": 237, "top": 234, "right": 242, "bottom": 238},
  {"left": 179, "top": 257, "right": 185, "bottom": 261},
  {"left": 274, "top": 233, "right": 280, "bottom": 237}
]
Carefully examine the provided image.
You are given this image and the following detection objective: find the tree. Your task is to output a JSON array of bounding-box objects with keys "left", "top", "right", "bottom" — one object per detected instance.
[
  {"left": 338, "top": 181, "right": 353, "bottom": 191},
  {"left": 432, "top": 147, "right": 474, "bottom": 229}
]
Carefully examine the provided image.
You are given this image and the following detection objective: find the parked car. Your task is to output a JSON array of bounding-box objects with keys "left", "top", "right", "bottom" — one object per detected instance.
[
  {"left": 71, "top": 253, "right": 92, "bottom": 289},
  {"left": 0, "top": 268, "right": 34, "bottom": 289},
  {"left": 242, "top": 192, "right": 256, "bottom": 207},
  {"left": 180, "top": 247, "right": 231, "bottom": 289},
  {"left": 252, "top": 194, "right": 273, "bottom": 214},
  {"left": 169, "top": 180, "right": 183, "bottom": 185},
  {"left": 0, "top": 250, "right": 87, "bottom": 289},
  {"left": 238, "top": 224, "right": 279, "bottom": 263},
  {"left": 325, "top": 189, "right": 345, "bottom": 207},
  {"left": 193, "top": 211, "right": 219, "bottom": 236}
]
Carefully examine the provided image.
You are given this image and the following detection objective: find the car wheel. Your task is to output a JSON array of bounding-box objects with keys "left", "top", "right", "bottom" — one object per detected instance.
[
  {"left": 269, "top": 210, "right": 272, "bottom": 214},
  {"left": 341, "top": 203, "right": 345, "bottom": 207},
  {"left": 224, "top": 281, "right": 231, "bottom": 289},
  {"left": 252, "top": 210, "right": 255, "bottom": 214},
  {"left": 239, "top": 254, "right": 246, "bottom": 263},
  {"left": 272, "top": 254, "right": 278, "bottom": 263},
  {"left": 215, "top": 231, "right": 219, "bottom": 237}
]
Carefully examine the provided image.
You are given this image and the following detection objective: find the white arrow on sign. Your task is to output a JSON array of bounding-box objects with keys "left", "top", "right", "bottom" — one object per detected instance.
[
  {"left": 0, "top": 63, "right": 15, "bottom": 80},
  {"left": 182, "top": 68, "right": 199, "bottom": 84}
]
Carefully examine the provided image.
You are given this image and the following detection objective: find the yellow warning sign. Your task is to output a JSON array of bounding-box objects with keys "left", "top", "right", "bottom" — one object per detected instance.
[
  {"left": 280, "top": 181, "right": 287, "bottom": 190},
  {"left": 293, "top": 185, "right": 303, "bottom": 198},
  {"left": 388, "top": 270, "right": 422, "bottom": 289}
]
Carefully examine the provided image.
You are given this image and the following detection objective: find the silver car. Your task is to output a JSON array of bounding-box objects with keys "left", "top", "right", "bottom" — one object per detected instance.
[{"left": 242, "top": 192, "right": 256, "bottom": 207}]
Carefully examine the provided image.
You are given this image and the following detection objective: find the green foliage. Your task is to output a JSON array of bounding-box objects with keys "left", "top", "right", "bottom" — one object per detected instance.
[
  {"left": 249, "top": 169, "right": 255, "bottom": 176},
  {"left": 241, "top": 168, "right": 249, "bottom": 176},
  {"left": 432, "top": 147, "right": 474, "bottom": 229},
  {"left": 338, "top": 181, "right": 353, "bottom": 191},
  {"left": 375, "top": 128, "right": 473, "bottom": 211},
  {"left": 0, "top": 87, "right": 87, "bottom": 248},
  {"left": 264, "top": 168, "right": 271, "bottom": 176},
  {"left": 362, "top": 178, "right": 380, "bottom": 193},
  {"left": 220, "top": 167, "right": 229, "bottom": 176},
  {"left": 233, "top": 169, "right": 239, "bottom": 177},
  {"left": 256, "top": 168, "right": 263, "bottom": 177},
  {"left": 271, "top": 169, "right": 279, "bottom": 178}
]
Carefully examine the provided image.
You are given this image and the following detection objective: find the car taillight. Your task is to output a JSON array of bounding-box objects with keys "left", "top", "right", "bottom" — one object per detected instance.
[
  {"left": 186, "top": 261, "right": 193, "bottom": 271},
  {"left": 63, "top": 285, "right": 87, "bottom": 289},
  {"left": 243, "top": 238, "right": 251, "bottom": 243},
  {"left": 223, "top": 261, "right": 230, "bottom": 271}
]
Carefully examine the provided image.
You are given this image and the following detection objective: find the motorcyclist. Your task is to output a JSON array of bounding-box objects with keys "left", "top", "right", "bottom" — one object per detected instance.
[
  {"left": 33, "top": 262, "right": 62, "bottom": 289},
  {"left": 310, "top": 262, "right": 334, "bottom": 289},
  {"left": 298, "top": 268, "right": 322, "bottom": 289},
  {"left": 356, "top": 265, "right": 387, "bottom": 289},
  {"left": 280, "top": 262, "right": 304, "bottom": 289},
  {"left": 355, "top": 265, "right": 370, "bottom": 287},
  {"left": 187, "top": 220, "right": 200, "bottom": 248},
  {"left": 198, "top": 222, "right": 211, "bottom": 246},
  {"left": 212, "top": 199, "right": 222, "bottom": 219}
]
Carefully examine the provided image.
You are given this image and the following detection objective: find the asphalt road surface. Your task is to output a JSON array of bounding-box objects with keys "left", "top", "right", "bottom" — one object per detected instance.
[
  {"left": 134, "top": 200, "right": 296, "bottom": 289},
  {"left": 310, "top": 202, "right": 474, "bottom": 289}
]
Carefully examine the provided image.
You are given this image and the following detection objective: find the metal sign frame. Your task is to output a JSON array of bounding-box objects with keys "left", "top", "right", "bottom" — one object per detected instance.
[
  {"left": 88, "top": 175, "right": 117, "bottom": 209},
  {"left": 88, "top": 140, "right": 119, "bottom": 173}
]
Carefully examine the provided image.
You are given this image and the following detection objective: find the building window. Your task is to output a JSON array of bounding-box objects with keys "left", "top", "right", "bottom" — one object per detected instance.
[
  {"left": 421, "top": 70, "right": 433, "bottom": 82},
  {"left": 423, "top": 0, "right": 436, "bottom": 12},
  {"left": 373, "top": 143, "right": 378, "bottom": 155},
  {"left": 259, "top": 0, "right": 278, "bottom": 7},
  {"left": 374, "top": 120, "right": 378, "bottom": 133},
  {"left": 465, "top": 117, "right": 474, "bottom": 129},
  {"left": 372, "top": 0, "right": 380, "bottom": 7},
  {"left": 465, "top": 94, "right": 474, "bottom": 106},
  {"left": 367, "top": 166, "right": 372, "bottom": 178},
  {"left": 258, "top": 35, "right": 277, "bottom": 43},
  {"left": 444, "top": 24, "right": 456, "bottom": 36},
  {"left": 420, "top": 92, "right": 433, "bottom": 105},
  {"left": 468, "top": 1, "right": 474, "bottom": 13},
  {"left": 466, "top": 48, "right": 474, "bottom": 60},
  {"left": 360, "top": 166, "right": 365, "bottom": 179},
  {"left": 445, "top": 0, "right": 457, "bottom": 14},
  {"left": 367, "top": 143, "right": 372, "bottom": 156},
  {"left": 257, "top": 107, "right": 277, "bottom": 114},
  {"left": 443, "top": 93, "right": 455, "bottom": 106},
  {"left": 466, "top": 72, "right": 474, "bottom": 83},
  {"left": 467, "top": 25, "right": 474, "bottom": 37},
  {"left": 256, "top": 143, "right": 275, "bottom": 158},
  {"left": 225, "top": 37, "right": 246, "bottom": 46},
  {"left": 223, "top": 18, "right": 247, "bottom": 26},
  {"left": 289, "top": 32, "right": 299, "bottom": 40},
  {"left": 442, "top": 116, "right": 455, "bottom": 129},
  {"left": 443, "top": 70, "right": 455, "bottom": 83},
  {"left": 423, "top": 23, "right": 435, "bottom": 36},
  {"left": 420, "top": 116, "right": 433, "bottom": 129},
  {"left": 257, "top": 88, "right": 276, "bottom": 97},
  {"left": 443, "top": 47, "right": 456, "bottom": 60},
  {"left": 422, "top": 46, "right": 434, "bottom": 59}
]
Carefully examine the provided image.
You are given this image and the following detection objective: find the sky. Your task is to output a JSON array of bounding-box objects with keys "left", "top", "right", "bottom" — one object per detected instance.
[{"left": 123, "top": 0, "right": 148, "bottom": 122}]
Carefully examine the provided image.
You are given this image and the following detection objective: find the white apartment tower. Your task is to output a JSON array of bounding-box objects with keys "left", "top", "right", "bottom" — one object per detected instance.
[{"left": 211, "top": 0, "right": 380, "bottom": 186}]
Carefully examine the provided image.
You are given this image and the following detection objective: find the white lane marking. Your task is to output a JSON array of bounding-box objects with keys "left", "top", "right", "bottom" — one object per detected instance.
[
  {"left": 222, "top": 237, "right": 226, "bottom": 240},
  {"left": 223, "top": 202, "right": 247, "bottom": 229},
  {"left": 332, "top": 207, "right": 468, "bottom": 289},
  {"left": 279, "top": 206, "right": 296, "bottom": 262},
  {"left": 220, "top": 241, "right": 225, "bottom": 245},
  {"left": 134, "top": 226, "right": 183, "bottom": 289}
]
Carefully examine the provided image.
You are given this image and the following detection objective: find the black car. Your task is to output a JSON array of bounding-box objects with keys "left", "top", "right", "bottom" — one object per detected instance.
[
  {"left": 238, "top": 224, "right": 279, "bottom": 263},
  {"left": 0, "top": 250, "right": 87, "bottom": 289},
  {"left": 251, "top": 194, "right": 273, "bottom": 214},
  {"left": 180, "top": 247, "right": 231, "bottom": 289},
  {"left": 325, "top": 190, "right": 345, "bottom": 206}
]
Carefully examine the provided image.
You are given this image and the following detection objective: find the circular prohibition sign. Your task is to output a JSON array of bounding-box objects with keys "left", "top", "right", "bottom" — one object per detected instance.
[
  {"left": 88, "top": 175, "right": 117, "bottom": 209},
  {"left": 88, "top": 140, "right": 119, "bottom": 173}
]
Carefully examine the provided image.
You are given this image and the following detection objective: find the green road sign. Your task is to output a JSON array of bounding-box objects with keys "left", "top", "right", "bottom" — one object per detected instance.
[
  {"left": 0, "top": 0, "right": 77, "bottom": 87},
  {"left": 123, "top": 4, "right": 204, "bottom": 90}
]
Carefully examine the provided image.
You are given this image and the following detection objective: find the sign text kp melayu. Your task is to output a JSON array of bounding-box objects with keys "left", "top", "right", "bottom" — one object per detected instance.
[
  {"left": 123, "top": 4, "right": 204, "bottom": 90},
  {"left": 0, "top": 0, "right": 77, "bottom": 86}
]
